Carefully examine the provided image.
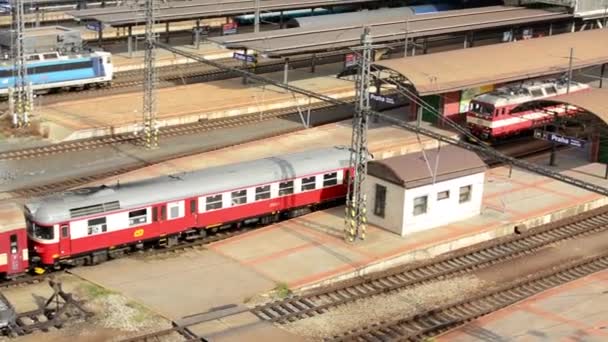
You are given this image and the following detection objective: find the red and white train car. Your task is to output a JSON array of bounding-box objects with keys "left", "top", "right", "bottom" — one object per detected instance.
[
  {"left": 466, "top": 79, "right": 589, "bottom": 141},
  {"left": 25, "top": 147, "right": 351, "bottom": 268},
  {"left": 0, "top": 203, "right": 28, "bottom": 279}
]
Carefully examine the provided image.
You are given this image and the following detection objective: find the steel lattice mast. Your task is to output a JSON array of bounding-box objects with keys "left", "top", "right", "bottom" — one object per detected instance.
[
  {"left": 12, "top": 0, "right": 30, "bottom": 128},
  {"left": 344, "top": 27, "right": 373, "bottom": 242},
  {"left": 143, "top": 0, "right": 158, "bottom": 148}
]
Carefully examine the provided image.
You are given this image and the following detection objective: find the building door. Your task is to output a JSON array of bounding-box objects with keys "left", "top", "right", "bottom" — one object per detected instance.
[
  {"left": 9, "top": 234, "right": 20, "bottom": 274},
  {"left": 59, "top": 224, "right": 71, "bottom": 257}
]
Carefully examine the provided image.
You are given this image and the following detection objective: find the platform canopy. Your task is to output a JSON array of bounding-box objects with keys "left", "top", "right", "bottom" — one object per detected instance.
[
  {"left": 523, "top": 88, "right": 608, "bottom": 124},
  {"left": 210, "top": 6, "right": 571, "bottom": 58},
  {"left": 374, "top": 29, "right": 608, "bottom": 96},
  {"left": 67, "top": 0, "right": 379, "bottom": 26}
]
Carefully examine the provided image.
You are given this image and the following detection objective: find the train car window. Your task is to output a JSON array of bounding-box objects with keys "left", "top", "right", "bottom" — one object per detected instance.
[
  {"left": 152, "top": 207, "right": 158, "bottom": 222},
  {"left": 437, "top": 190, "right": 450, "bottom": 200},
  {"left": 32, "top": 223, "right": 54, "bottom": 240},
  {"left": 43, "top": 53, "right": 58, "bottom": 59},
  {"left": 87, "top": 217, "right": 107, "bottom": 235},
  {"left": 27, "top": 55, "right": 40, "bottom": 61},
  {"left": 170, "top": 206, "right": 179, "bottom": 219},
  {"left": 231, "top": 190, "right": 247, "bottom": 206},
  {"left": 190, "top": 199, "right": 196, "bottom": 214},
  {"left": 279, "top": 181, "right": 294, "bottom": 196},
  {"left": 161, "top": 206, "right": 166, "bottom": 220},
  {"left": 530, "top": 89, "right": 543, "bottom": 97},
  {"left": 544, "top": 87, "right": 557, "bottom": 95},
  {"left": 323, "top": 172, "right": 338, "bottom": 187},
  {"left": 255, "top": 185, "right": 271, "bottom": 201},
  {"left": 10, "top": 234, "right": 17, "bottom": 254},
  {"left": 0, "top": 69, "right": 11, "bottom": 78},
  {"left": 128, "top": 209, "right": 148, "bottom": 226},
  {"left": 61, "top": 225, "right": 69, "bottom": 238},
  {"left": 301, "top": 176, "right": 316, "bottom": 191},
  {"left": 206, "top": 194, "right": 223, "bottom": 210},
  {"left": 28, "top": 60, "right": 93, "bottom": 75}
]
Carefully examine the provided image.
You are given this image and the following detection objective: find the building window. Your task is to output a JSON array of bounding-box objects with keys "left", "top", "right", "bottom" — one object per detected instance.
[
  {"left": 437, "top": 190, "right": 450, "bottom": 201},
  {"left": 301, "top": 176, "right": 316, "bottom": 191},
  {"left": 206, "top": 194, "right": 223, "bottom": 210},
  {"left": 413, "top": 196, "right": 428, "bottom": 216},
  {"left": 255, "top": 185, "right": 271, "bottom": 201},
  {"left": 87, "top": 217, "right": 107, "bottom": 235},
  {"left": 279, "top": 181, "right": 294, "bottom": 196},
  {"left": 323, "top": 172, "right": 338, "bottom": 187},
  {"left": 129, "top": 209, "right": 147, "bottom": 226},
  {"left": 231, "top": 190, "right": 247, "bottom": 206},
  {"left": 374, "top": 184, "right": 386, "bottom": 218},
  {"left": 459, "top": 185, "right": 472, "bottom": 203}
]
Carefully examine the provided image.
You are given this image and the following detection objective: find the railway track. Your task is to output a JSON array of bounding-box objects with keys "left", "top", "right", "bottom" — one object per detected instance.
[
  {"left": 249, "top": 205, "right": 608, "bottom": 324},
  {"left": 332, "top": 252, "right": 608, "bottom": 341},
  {"left": 0, "top": 96, "right": 351, "bottom": 162}
]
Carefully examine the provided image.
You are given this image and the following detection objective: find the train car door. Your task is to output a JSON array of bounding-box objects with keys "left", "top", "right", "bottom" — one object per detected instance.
[
  {"left": 189, "top": 199, "right": 198, "bottom": 227},
  {"left": 92, "top": 57, "right": 104, "bottom": 77},
  {"left": 59, "top": 224, "right": 71, "bottom": 257},
  {"left": 8, "top": 234, "right": 21, "bottom": 274}
]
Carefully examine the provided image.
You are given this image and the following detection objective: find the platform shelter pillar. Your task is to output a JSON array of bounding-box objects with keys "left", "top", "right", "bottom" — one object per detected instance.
[
  {"left": 283, "top": 57, "right": 290, "bottom": 87},
  {"left": 128, "top": 26, "right": 133, "bottom": 56},
  {"left": 600, "top": 64, "right": 606, "bottom": 88},
  {"left": 165, "top": 22, "right": 170, "bottom": 43}
]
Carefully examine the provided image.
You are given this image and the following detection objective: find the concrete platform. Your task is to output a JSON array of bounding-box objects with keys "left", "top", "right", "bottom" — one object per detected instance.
[
  {"left": 438, "top": 268, "right": 608, "bottom": 341},
  {"left": 36, "top": 64, "right": 354, "bottom": 141},
  {"left": 111, "top": 41, "right": 234, "bottom": 72}
]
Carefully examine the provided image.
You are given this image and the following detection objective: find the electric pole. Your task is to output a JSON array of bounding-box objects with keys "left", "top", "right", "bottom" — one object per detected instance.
[
  {"left": 143, "top": 0, "right": 158, "bottom": 148},
  {"left": 11, "top": 0, "right": 31, "bottom": 128},
  {"left": 344, "top": 27, "right": 373, "bottom": 242}
]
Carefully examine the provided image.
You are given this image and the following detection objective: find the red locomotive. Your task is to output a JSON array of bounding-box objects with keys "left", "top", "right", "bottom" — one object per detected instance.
[
  {"left": 2, "top": 147, "right": 351, "bottom": 278},
  {"left": 466, "top": 79, "right": 589, "bottom": 141}
]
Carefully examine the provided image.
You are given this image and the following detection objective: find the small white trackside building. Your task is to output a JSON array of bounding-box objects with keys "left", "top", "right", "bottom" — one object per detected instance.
[{"left": 365, "top": 146, "right": 486, "bottom": 236}]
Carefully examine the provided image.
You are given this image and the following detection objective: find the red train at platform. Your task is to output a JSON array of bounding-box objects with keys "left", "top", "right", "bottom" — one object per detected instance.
[
  {"left": 0, "top": 147, "right": 351, "bottom": 279},
  {"left": 466, "top": 78, "right": 589, "bottom": 141}
]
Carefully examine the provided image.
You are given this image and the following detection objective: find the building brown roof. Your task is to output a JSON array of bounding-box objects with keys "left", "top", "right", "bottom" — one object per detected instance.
[
  {"left": 368, "top": 145, "right": 486, "bottom": 189},
  {"left": 375, "top": 29, "right": 608, "bottom": 96}
]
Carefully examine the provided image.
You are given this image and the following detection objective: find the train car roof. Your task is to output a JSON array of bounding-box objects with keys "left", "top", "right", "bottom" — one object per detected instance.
[
  {"left": 26, "top": 147, "right": 351, "bottom": 224},
  {"left": 0, "top": 202, "right": 25, "bottom": 234}
]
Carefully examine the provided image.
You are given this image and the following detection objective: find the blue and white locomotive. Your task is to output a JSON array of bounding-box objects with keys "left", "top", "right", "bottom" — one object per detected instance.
[{"left": 0, "top": 50, "right": 113, "bottom": 95}]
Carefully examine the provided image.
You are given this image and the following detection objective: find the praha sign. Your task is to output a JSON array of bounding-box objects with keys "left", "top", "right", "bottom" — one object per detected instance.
[{"left": 534, "top": 129, "right": 586, "bottom": 148}]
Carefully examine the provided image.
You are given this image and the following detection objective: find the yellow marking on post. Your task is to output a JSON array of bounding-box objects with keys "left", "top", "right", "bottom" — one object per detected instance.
[{"left": 34, "top": 267, "right": 46, "bottom": 275}]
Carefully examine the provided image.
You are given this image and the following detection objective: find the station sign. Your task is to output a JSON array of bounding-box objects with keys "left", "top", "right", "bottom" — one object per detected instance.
[
  {"left": 370, "top": 93, "right": 396, "bottom": 105},
  {"left": 344, "top": 53, "right": 358, "bottom": 68},
  {"left": 85, "top": 21, "right": 103, "bottom": 32},
  {"left": 233, "top": 52, "right": 257, "bottom": 63},
  {"left": 222, "top": 22, "right": 238, "bottom": 35},
  {"left": 534, "top": 129, "right": 586, "bottom": 148}
]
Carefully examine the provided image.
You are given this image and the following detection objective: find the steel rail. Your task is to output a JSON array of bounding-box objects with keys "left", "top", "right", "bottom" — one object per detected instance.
[{"left": 331, "top": 252, "right": 608, "bottom": 341}]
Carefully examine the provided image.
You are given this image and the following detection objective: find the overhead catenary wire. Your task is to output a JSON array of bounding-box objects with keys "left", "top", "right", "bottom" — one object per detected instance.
[{"left": 156, "top": 41, "right": 608, "bottom": 197}]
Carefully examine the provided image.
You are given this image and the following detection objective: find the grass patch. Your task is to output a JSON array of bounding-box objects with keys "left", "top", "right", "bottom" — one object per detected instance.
[
  {"left": 79, "top": 283, "right": 115, "bottom": 299},
  {"left": 275, "top": 282, "right": 292, "bottom": 299},
  {"left": 126, "top": 301, "right": 151, "bottom": 323}
]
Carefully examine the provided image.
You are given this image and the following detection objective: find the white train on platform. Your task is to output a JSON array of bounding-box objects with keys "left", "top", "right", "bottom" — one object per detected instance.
[{"left": 0, "top": 50, "right": 113, "bottom": 96}]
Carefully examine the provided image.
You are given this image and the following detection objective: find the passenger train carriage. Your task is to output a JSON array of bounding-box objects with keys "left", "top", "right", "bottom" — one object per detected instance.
[
  {"left": 0, "top": 203, "right": 28, "bottom": 279},
  {"left": 466, "top": 79, "right": 589, "bottom": 141},
  {"left": 0, "top": 51, "right": 113, "bottom": 95},
  {"left": 24, "top": 147, "right": 351, "bottom": 269}
]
